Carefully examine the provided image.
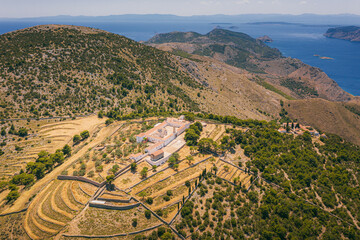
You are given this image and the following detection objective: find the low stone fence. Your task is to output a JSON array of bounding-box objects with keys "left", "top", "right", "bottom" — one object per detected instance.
[
  {"left": 0, "top": 207, "right": 28, "bottom": 217},
  {"left": 57, "top": 175, "right": 105, "bottom": 187},
  {"left": 97, "top": 197, "right": 131, "bottom": 203},
  {"left": 62, "top": 224, "right": 163, "bottom": 238},
  {"left": 89, "top": 201, "right": 140, "bottom": 210}
]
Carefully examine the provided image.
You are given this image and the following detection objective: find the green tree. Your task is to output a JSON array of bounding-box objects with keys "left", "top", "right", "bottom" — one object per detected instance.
[
  {"left": 73, "top": 134, "right": 81, "bottom": 144},
  {"left": 173, "top": 164, "right": 179, "bottom": 171},
  {"left": 26, "top": 162, "right": 46, "bottom": 179},
  {"left": 106, "top": 174, "right": 115, "bottom": 191},
  {"left": 132, "top": 218, "right": 138, "bottom": 227},
  {"left": 198, "top": 138, "right": 218, "bottom": 153},
  {"left": 130, "top": 162, "right": 137, "bottom": 172},
  {"left": 168, "top": 156, "right": 177, "bottom": 167},
  {"left": 18, "top": 127, "right": 28, "bottom": 137},
  {"left": 152, "top": 165, "right": 157, "bottom": 172},
  {"left": 62, "top": 144, "right": 72, "bottom": 156},
  {"left": 184, "top": 113, "right": 195, "bottom": 121},
  {"left": 11, "top": 173, "right": 35, "bottom": 186},
  {"left": 186, "top": 155, "right": 194, "bottom": 165},
  {"left": 50, "top": 150, "right": 65, "bottom": 164},
  {"left": 80, "top": 130, "right": 90, "bottom": 140},
  {"left": 172, "top": 152, "right": 180, "bottom": 161},
  {"left": 145, "top": 209, "right": 151, "bottom": 219},
  {"left": 185, "top": 128, "right": 200, "bottom": 146},
  {"left": 98, "top": 111, "right": 104, "bottom": 118},
  {"left": 140, "top": 167, "right": 148, "bottom": 178},
  {"left": 160, "top": 232, "right": 174, "bottom": 240}
]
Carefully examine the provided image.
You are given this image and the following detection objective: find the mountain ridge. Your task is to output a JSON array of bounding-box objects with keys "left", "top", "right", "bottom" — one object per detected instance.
[
  {"left": 0, "top": 24, "right": 285, "bottom": 121},
  {"left": 147, "top": 29, "right": 352, "bottom": 102}
]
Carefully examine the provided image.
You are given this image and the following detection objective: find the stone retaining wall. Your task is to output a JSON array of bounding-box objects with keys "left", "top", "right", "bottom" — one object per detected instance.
[
  {"left": 62, "top": 224, "right": 163, "bottom": 238},
  {"left": 89, "top": 202, "right": 140, "bottom": 210},
  {"left": 97, "top": 197, "right": 131, "bottom": 203},
  {"left": 0, "top": 207, "right": 28, "bottom": 217},
  {"left": 57, "top": 175, "right": 105, "bottom": 187}
]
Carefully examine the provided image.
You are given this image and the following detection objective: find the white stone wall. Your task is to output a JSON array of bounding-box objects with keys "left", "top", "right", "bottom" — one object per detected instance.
[{"left": 130, "top": 153, "right": 148, "bottom": 162}]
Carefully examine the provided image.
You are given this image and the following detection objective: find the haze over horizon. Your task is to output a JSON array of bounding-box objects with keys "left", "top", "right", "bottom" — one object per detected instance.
[{"left": 0, "top": 0, "right": 359, "bottom": 18}]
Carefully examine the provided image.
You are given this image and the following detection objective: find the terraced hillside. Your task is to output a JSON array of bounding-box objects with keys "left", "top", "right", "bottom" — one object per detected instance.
[
  {"left": 24, "top": 180, "right": 96, "bottom": 239},
  {"left": 0, "top": 115, "right": 359, "bottom": 239},
  {"left": 0, "top": 115, "right": 105, "bottom": 182}
]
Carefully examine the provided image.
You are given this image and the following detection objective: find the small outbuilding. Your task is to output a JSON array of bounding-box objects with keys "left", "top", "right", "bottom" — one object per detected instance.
[{"left": 150, "top": 150, "right": 164, "bottom": 161}]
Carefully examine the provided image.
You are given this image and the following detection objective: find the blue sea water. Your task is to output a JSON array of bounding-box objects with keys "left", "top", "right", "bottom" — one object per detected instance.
[{"left": 0, "top": 21, "right": 359, "bottom": 96}]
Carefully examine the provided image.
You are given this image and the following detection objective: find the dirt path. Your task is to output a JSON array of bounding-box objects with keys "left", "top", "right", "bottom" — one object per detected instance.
[{"left": 1, "top": 123, "right": 122, "bottom": 214}]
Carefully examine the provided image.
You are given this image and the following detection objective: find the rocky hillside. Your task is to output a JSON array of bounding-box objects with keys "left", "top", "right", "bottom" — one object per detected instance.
[
  {"left": 147, "top": 29, "right": 282, "bottom": 72},
  {"left": 325, "top": 26, "right": 360, "bottom": 42},
  {"left": 285, "top": 98, "right": 360, "bottom": 145},
  {"left": 147, "top": 29, "right": 352, "bottom": 102},
  {"left": 0, "top": 25, "right": 285, "bottom": 120}
]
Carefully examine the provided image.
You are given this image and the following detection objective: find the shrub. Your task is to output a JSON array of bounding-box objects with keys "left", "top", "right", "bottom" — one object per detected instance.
[
  {"left": 131, "top": 162, "right": 137, "bottom": 171},
  {"left": 132, "top": 218, "right": 138, "bottom": 227},
  {"left": 146, "top": 197, "right": 153, "bottom": 204},
  {"left": 6, "top": 190, "right": 20, "bottom": 202},
  {"left": 78, "top": 169, "right": 86, "bottom": 176},
  {"left": 156, "top": 209, "right": 163, "bottom": 216},
  {"left": 87, "top": 171, "right": 95, "bottom": 177},
  {"left": 96, "top": 165, "right": 103, "bottom": 172},
  {"left": 145, "top": 210, "right": 151, "bottom": 219},
  {"left": 105, "top": 118, "right": 114, "bottom": 126},
  {"left": 15, "top": 145, "right": 23, "bottom": 151}
]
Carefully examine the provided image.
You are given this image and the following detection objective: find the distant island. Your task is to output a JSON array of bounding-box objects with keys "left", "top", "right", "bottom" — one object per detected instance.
[
  {"left": 324, "top": 26, "right": 360, "bottom": 42},
  {"left": 314, "top": 54, "right": 334, "bottom": 60},
  {"left": 257, "top": 35, "right": 273, "bottom": 43}
]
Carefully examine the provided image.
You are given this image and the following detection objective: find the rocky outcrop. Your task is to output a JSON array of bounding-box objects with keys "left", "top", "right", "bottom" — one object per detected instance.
[
  {"left": 257, "top": 35, "right": 273, "bottom": 43},
  {"left": 325, "top": 26, "right": 360, "bottom": 42}
]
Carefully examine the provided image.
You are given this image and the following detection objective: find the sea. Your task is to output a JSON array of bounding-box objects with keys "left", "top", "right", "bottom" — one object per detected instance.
[{"left": 0, "top": 20, "right": 359, "bottom": 96}]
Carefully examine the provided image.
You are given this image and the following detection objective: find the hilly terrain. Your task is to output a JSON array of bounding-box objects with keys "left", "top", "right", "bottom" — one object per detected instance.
[
  {"left": 0, "top": 24, "right": 359, "bottom": 240},
  {"left": 325, "top": 26, "right": 360, "bottom": 42},
  {"left": 147, "top": 29, "right": 352, "bottom": 102},
  {"left": 0, "top": 25, "right": 288, "bottom": 121},
  {"left": 146, "top": 28, "right": 360, "bottom": 145},
  {"left": 284, "top": 98, "right": 360, "bottom": 145}
]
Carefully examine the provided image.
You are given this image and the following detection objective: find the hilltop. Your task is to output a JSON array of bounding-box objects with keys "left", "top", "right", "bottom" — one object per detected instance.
[
  {"left": 147, "top": 29, "right": 352, "bottom": 102},
  {"left": 0, "top": 25, "right": 287, "bottom": 121},
  {"left": 325, "top": 26, "right": 360, "bottom": 42}
]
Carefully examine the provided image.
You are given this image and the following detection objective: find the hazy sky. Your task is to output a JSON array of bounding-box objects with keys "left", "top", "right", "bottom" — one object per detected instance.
[{"left": 0, "top": 0, "right": 359, "bottom": 18}]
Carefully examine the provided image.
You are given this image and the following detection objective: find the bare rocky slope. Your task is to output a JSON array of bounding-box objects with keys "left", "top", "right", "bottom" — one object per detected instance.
[{"left": 147, "top": 29, "right": 352, "bottom": 102}]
